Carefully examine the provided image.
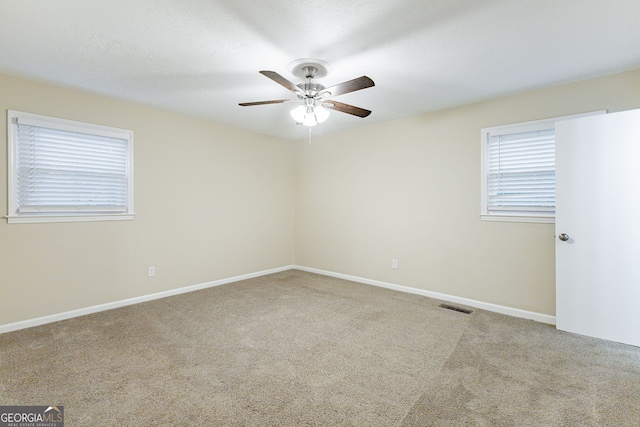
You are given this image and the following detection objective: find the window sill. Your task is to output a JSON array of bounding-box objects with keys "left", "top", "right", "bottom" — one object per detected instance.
[
  {"left": 480, "top": 214, "right": 554, "bottom": 224},
  {"left": 6, "top": 213, "right": 135, "bottom": 224}
]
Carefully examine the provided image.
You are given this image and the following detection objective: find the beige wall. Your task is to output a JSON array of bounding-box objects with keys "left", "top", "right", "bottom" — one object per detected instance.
[
  {"left": 294, "top": 69, "right": 640, "bottom": 316},
  {"left": 2, "top": 69, "right": 640, "bottom": 326},
  {"left": 0, "top": 73, "right": 295, "bottom": 325}
]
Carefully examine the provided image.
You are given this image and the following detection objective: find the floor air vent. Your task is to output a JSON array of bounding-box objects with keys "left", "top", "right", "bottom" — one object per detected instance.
[{"left": 439, "top": 303, "right": 472, "bottom": 314}]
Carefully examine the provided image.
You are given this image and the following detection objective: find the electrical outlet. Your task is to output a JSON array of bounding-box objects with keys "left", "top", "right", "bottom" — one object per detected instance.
[
  {"left": 392, "top": 259, "right": 398, "bottom": 269},
  {"left": 148, "top": 266, "right": 156, "bottom": 277}
]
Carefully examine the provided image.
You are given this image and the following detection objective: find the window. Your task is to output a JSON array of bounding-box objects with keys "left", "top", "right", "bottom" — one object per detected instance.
[
  {"left": 7, "top": 110, "right": 134, "bottom": 223},
  {"left": 480, "top": 111, "right": 604, "bottom": 223}
]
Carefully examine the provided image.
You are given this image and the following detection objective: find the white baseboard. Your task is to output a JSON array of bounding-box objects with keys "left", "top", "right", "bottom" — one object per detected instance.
[
  {"left": 0, "top": 264, "right": 555, "bottom": 334},
  {"left": 0, "top": 265, "right": 295, "bottom": 334},
  {"left": 294, "top": 265, "right": 556, "bottom": 325}
]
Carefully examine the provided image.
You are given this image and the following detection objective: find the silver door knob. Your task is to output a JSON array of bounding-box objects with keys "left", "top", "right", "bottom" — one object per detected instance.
[{"left": 558, "top": 233, "right": 569, "bottom": 241}]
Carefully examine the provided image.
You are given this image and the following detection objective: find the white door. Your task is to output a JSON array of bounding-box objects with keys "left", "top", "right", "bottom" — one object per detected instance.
[{"left": 556, "top": 109, "right": 640, "bottom": 347}]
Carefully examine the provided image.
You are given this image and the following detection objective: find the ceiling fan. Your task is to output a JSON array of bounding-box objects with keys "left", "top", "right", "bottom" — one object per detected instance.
[{"left": 239, "top": 59, "right": 374, "bottom": 127}]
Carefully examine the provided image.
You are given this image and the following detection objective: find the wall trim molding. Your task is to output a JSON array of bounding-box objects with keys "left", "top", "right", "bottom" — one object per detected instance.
[
  {"left": 0, "top": 265, "right": 294, "bottom": 334},
  {"left": 293, "top": 265, "right": 556, "bottom": 325},
  {"left": 1, "top": 263, "right": 555, "bottom": 334}
]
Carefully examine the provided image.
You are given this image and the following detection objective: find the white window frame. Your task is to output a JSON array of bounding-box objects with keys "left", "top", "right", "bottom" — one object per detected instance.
[
  {"left": 7, "top": 110, "right": 134, "bottom": 224},
  {"left": 480, "top": 111, "right": 605, "bottom": 224}
]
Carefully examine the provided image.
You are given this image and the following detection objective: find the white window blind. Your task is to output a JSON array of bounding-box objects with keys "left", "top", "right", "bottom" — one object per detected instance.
[
  {"left": 7, "top": 110, "right": 134, "bottom": 223},
  {"left": 487, "top": 128, "right": 556, "bottom": 215}
]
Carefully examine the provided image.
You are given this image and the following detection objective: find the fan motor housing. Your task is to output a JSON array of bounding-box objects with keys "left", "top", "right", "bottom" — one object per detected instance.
[{"left": 296, "top": 82, "right": 326, "bottom": 97}]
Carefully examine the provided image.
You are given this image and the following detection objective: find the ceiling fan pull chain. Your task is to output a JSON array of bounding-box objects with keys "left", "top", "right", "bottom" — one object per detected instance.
[{"left": 308, "top": 126, "right": 312, "bottom": 144}]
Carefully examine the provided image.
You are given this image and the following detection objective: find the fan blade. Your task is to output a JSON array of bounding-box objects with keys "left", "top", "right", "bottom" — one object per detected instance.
[
  {"left": 323, "top": 100, "right": 371, "bottom": 118},
  {"left": 323, "top": 76, "right": 374, "bottom": 97},
  {"left": 239, "top": 99, "right": 292, "bottom": 106},
  {"left": 259, "top": 71, "right": 303, "bottom": 94}
]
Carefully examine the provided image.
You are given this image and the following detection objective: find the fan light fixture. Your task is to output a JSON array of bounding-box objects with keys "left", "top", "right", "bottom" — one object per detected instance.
[{"left": 290, "top": 101, "right": 330, "bottom": 127}]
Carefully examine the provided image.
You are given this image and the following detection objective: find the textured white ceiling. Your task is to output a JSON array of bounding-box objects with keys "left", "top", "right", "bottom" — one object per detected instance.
[{"left": 1, "top": 0, "right": 640, "bottom": 140}]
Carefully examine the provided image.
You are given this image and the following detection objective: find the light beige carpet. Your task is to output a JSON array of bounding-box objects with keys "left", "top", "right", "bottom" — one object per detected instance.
[{"left": 1, "top": 270, "right": 638, "bottom": 426}]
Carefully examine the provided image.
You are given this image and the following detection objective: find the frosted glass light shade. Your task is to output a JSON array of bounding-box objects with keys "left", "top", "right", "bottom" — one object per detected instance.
[
  {"left": 302, "top": 109, "right": 318, "bottom": 127},
  {"left": 315, "top": 105, "right": 330, "bottom": 123},
  {"left": 291, "top": 103, "right": 329, "bottom": 127},
  {"left": 290, "top": 105, "right": 306, "bottom": 123}
]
